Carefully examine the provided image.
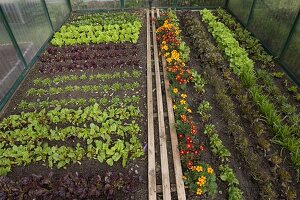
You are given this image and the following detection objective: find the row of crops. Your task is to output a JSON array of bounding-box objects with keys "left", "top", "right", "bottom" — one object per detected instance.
[
  {"left": 0, "top": 12, "right": 147, "bottom": 199},
  {"left": 156, "top": 9, "right": 300, "bottom": 199}
]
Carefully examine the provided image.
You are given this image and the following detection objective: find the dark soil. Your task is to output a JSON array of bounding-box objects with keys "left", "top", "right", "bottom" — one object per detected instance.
[{"left": 0, "top": 10, "right": 148, "bottom": 200}]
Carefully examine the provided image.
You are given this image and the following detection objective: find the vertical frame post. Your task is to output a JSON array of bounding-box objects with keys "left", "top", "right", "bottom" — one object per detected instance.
[
  {"left": 41, "top": 0, "right": 54, "bottom": 33},
  {"left": 224, "top": 0, "right": 229, "bottom": 8},
  {"left": 172, "top": 0, "right": 177, "bottom": 9},
  {"left": 66, "top": 0, "right": 72, "bottom": 12},
  {"left": 0, "top": 6, "right": 27, "bottom": 67},
  {"left": 246, "top": 0, "right": 256, "bottom": 27},
  {"left": 121, "top": 0, "right": 125, "bottom": 10},
  {"left": 279, "top": 9, "right": 300, "bottom": 60}
]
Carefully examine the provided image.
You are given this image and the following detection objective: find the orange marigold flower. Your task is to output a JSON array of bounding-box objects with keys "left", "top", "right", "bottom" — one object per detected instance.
[
  {"left": 181, "top": 94, "right": 187, "bottom": 99},
  {"left": 166, "top": 58, "right": 172, "bottom": 63},
  {"left": 180, "top": 115, "right": 187, "bottom": 122},
  {"left": 161, "top": 45, "right": 168, "bottom": 51},
  {"left": 207, "top": 167, "right": 214, "bottom": 174},
  {"left": 180, "top": 99, "right": 186, "bottom": 105},
  {"left": 196, "top": 166, "right": 203, "bottom": 172},
  {"left": 173, "top": 88, "right": 178, "bottom": 94},
  {"left": 196, "top": 188, "right": 203, "bottom": 195},
  {"left": 197, "top": 176, "right": 206, "bottom": 187}
]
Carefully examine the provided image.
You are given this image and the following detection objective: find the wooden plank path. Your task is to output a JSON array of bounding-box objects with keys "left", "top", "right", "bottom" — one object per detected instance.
[
  {"left": 151, "top": 8, "right": 172, "bottom": 200},
  {"left": 147, "top": 8, "right": 186, "bottom": 200},
  {"left": 146, "top": 9, "right": 156, "bottom": 200}
]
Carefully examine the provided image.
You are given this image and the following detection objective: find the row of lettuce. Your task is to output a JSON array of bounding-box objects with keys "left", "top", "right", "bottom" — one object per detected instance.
[
  {"left": 201, "top": 8, "right": 300, "bottom": 180},
  {"left": 51, "top": 13, "right": 142, "bottom": 46}
]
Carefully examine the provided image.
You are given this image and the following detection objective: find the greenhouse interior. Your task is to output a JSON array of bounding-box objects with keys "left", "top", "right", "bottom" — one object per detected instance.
[{"left": 0, "top": 0, "right": 300, "bottom": 199}]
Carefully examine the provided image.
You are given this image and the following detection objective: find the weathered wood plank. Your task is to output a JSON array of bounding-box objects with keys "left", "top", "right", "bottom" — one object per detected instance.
[
  {"left": 147, "top": 9, "right": 157, "bottom": 200},
  {"left": 151, "top": 9, "right": 171, "bottom": 200}
]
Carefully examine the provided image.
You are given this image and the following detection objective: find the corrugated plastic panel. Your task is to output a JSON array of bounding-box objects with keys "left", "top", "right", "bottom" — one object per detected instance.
[
  {"left": 0, "top": 18, "right": 25, "bottom": 100},
  {"left": 1, "top": 0, "right": 52, "bottom": 63}
]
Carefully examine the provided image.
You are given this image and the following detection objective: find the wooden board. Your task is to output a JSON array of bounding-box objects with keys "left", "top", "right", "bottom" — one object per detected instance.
[
  {"left": 151, "top": 9, "right": 172, "bottom": 200},
  {"left": 147, "top": 9, "right": 157, "bottom": 200},
  {"left": 162, "top": 56, "right": 187, "bottom": 200},
  {"left": 156, "top": 8, "right": 160, "bottom": 18}
]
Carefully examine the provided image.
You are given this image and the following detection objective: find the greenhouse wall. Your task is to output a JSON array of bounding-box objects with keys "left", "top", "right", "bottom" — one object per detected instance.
[
  {"left": 0, "top": 0, "right": 70, "bottom": 107},
  {"left": 70, "top": 0, "right": 225, "bottom": 10},
  {"left": 227, "top": 0, "right": 300, "bottom": 81}
]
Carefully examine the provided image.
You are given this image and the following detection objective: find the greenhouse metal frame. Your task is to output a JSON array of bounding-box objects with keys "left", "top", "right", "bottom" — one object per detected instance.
[{"left": 0, "top": 0, "right": 299, "bottom": 111}]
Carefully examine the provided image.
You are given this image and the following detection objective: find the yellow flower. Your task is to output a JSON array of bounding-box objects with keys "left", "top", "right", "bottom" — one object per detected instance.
[
  {"left": 196, "top": 188, "right": 203, "bottom": 195},
  {"left": 180, "top": 99, "right": 186, "bottom": 105},
  {"left": 171, "top": 50, "right": 180, "bottom": 61},
  {"left": 164, "top": 52, "right": 170, "bottom": 57},
  {"left": 173, "top": 105, "right": 177, "bottom": 110},
  {"left": 196, "top": 166, "right": 203, "bottom": 172},
  {"left": 161, "top": 45, "right": 168, "bottom": 51},
  {"left": 197, "top": 176, "right": 206, "bottom": 187},
  {"left": 162, "top": 41, "right": 166, "bottom": 45},
  {"left": 181, "top": 94, "right": 187, "bottom": 99},
  {"left": 166, "top": 58, "right": 172, "bottom": 63},
  {"left": 207, "top": 167, "right": 214, "bottom": 174},
  {"left": 187, "top": 108, "right": 192, "bottom": 113},
  {"left": 173, "top": 88, "right": 178, "bottom": 94}
]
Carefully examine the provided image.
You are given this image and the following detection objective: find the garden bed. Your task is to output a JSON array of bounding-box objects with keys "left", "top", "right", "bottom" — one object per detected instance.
[
  {"left": 155, "top": 9, "right": 300, "bottom": 200},
  {"left": 0, "top": 11, "right": 148, "bottom": 199}
]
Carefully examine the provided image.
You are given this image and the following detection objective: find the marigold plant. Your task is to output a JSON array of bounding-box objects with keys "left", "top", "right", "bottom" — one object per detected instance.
[{"left": 183, "top": 163, "right": 217, "bottom": 198}]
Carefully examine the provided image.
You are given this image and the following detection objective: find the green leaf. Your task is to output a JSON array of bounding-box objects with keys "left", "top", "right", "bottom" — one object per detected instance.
[
  {"left": 110, "top": 123, "right": 117, "bottom": 132},
  {"left": 57, "top": 160, "right": 66, "bottom": 168},
  {"left": 106, "top": 149, "right": 115, "bottom": 156},
  {"left": 106, "top": 158, "right": 114, "bottom": 166},
  {"left": 97, "top": 151, "right": 106, "bottom": 163},
  {"left": 112, "top": 152, "right": 121, "bottom": 161}
]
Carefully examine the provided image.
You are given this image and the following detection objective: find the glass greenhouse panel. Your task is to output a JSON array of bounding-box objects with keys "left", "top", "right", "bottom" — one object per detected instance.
[
  {"left": 248, "top": 0, "right": 300, "bottom": 56},
  {"left": 152, "top": 0, "right": 171, "bottom": 7},
  {"left": 227, "top": 0, "right": 253, "bottom": 25},
  {"left": 0, "top": 19, "right": 25, "bottom": 101},
  {"left": 1, "top": 0, "right": 52, "bottom": 64},
  {"left": 71, "top": 0, "right": 120, "bottom": 10},
  {"left": 125, "top": 0, "right": 147, "bottom": 8},
  {"left": 45, "top": 0, "right": 70, "bottom": 30},
  {"left": 282, "top": 19, "right": 300, "bottom": 79},
  {"left": 176, "top": 0, "right": 224, "bottom": 7}
]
